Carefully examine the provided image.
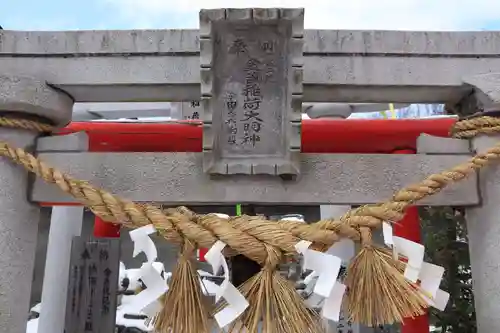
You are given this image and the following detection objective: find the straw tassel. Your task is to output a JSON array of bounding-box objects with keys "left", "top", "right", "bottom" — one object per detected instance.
[
  {"left": 344, "top": 229, "right": 428, "bottom": 326},
  {"left": 152, "top": 241, "right": 213, "bottom": 333},
  {"left": 220, "top": 246, "right": 323, "bottom": 333}
]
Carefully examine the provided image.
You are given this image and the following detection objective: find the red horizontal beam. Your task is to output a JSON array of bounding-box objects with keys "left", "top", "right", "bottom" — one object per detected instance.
[
  {"left": 58, "top": 118, "right": 456, "bottom": 153},
  {"left": 43, "top": 118, "right": 455, "bottom": 207}
]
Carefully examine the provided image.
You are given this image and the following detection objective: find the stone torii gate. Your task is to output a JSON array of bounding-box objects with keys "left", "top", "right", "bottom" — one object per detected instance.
[{"left": 2, "top": 7, "right": 500, "bottom": 333}]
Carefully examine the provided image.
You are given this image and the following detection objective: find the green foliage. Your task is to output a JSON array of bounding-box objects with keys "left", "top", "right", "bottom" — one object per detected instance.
[{"left": 420, "top": 207, "right": 476, "bottom": 333}]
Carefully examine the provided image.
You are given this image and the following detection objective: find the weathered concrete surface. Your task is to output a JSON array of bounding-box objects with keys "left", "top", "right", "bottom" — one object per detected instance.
[
  {"left": 1, "top": 30, "right": 500, "bottom": 103},
  {"left": 31, "top": 152, "right": 478, "bottom": 205},
  {"left": 36, "top": 132, "right": 89, "bottom": 152},
  {"left": 465, "top": 135, "right": 500, "bottom": 333},
  {"left": 72, "top": 102, "right": 180, "bottom": 120},
  {"left": 463, "top": 73, "right": 500, "bottom": 110},
  {"left": 0, "top": 129, "right": 42, "bottom": 333},
  {"left": 4, "top": 30, "right": 500, "bottom": 57},
  {"left": 0, "top": 75, "right": 73, "bottom": 126},
  {"left": 417, "top": 133, "right": 471, "bottom": 155},
  {"left": 0, "top": 75, "right": 73, "bottom": 333}
]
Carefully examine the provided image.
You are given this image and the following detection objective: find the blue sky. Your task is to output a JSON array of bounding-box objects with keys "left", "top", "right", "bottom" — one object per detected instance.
[{"left": 3, "top": 0, "right": 500, "bottom": 31}]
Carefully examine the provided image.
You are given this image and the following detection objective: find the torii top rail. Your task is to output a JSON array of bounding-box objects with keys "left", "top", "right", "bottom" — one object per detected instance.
[{"left": 2, "top": 6, "right": 500, "bottom": 333}]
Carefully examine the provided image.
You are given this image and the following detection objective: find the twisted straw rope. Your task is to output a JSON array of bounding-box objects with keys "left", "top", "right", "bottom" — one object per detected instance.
[
  {"left": 451, "top": 115, "right": 500, "bottom": 139},
  {"left": 0, "top": 115, "right": 498, "bottom": 265}
]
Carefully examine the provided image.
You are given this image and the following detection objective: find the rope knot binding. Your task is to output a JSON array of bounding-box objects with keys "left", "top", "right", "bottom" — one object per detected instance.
[{"left": 0, "top": 114, "right": 499, "bottom": 331}]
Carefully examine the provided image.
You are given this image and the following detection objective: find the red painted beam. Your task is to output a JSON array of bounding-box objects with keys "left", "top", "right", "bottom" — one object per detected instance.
[
  {"left": 392, "top": 149, "right": 429, "bottom": 333},
  {"left": 57, "top": 118, "right": 456, "bottom": 153},
  {"left": 41, "top": 118, "right": 455, "bottom": 208},
  {"left": 94, "top": 216, "right": 121, "bottom": 238}
]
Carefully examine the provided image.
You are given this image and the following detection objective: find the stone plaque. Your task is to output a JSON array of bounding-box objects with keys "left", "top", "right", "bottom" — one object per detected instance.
[
  {"left": 64, "top": 237, "right": 120, "bottom": 333},
  {"left": 200, "top": 8, "right": 304, "bottom": 176}
]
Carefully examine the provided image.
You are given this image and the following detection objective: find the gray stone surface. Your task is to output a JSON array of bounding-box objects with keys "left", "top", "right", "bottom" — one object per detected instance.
[
  {"left": 36, "top": 132, "right": 89, "bottom": 152},
  {"left": 465, "top": 135, "right": 500, "bottom": 333},
  {"left": 0, "top": 129, "right": 41, "bottom": 333},
  {"left": 0, "top": 75, "right": 73, "bottom": 126},
  {"left": 460, "top": 77, "right": 500, "bottom": 333},
  {"left": 3, "top": 29, "right": 500, "bottom": 56},
  {"left": 416, "top": 133, "right": 472, "bottom": 154},
  {"left": 200, "top": 8, "right": 302, "bottom": 176},
  {"left": 72, "top": 102, "right": 180, "bottom": 121},
  {"left": 463, "top": 73, "right": 500, "bottom": 110},
  {"left": 31, "top": 152, "right": 478, "bottom": 205},
  {"left": 2, "top": 30, "right": 500, "bottom": 103},
  {"left": 0, "top": 74, "right": 73, "bottom": 333}
]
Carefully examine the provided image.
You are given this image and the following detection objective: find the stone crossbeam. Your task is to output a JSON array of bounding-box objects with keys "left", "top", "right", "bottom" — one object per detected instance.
[
  {"left": 31, "top": 152, "right": 478, "bottom": 206},
  {"left": 2, "top": 30, "right": 500, "bottom": 103}
]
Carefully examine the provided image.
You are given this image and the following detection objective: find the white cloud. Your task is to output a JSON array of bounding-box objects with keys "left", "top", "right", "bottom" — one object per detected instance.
[{"left": 105, "top": 0, "right": 500, "bottom": 30}]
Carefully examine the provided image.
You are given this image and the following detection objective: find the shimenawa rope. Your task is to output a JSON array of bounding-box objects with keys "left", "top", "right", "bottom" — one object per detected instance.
[{"left": 0, "top": 115, "right": 497, "bottom": 331}]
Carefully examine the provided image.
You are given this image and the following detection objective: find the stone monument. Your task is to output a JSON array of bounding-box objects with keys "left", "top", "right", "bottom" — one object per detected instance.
[{"left": 200, "top": 8, "right": 303, "bottom": 176}]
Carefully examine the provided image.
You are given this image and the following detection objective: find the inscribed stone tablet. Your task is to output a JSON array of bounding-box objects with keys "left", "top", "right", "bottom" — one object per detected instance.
[
  {"left": 200, "top": 8, "right": 303, "bottom": 176},
  {"left": 64, "top": 237, "right": 120, "bottom": 333},
  {"left": 212, "top": 23, "right": 288, "bottom": 157}
]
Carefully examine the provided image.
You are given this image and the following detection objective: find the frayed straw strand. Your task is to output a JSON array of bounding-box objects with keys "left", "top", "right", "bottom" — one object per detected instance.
[
  {"left": 152, "top": 242, "right": 212, "bottom": 333},
  {"left": 221, "top": 268, "right": 323, "bottom": 333},
  {"left": 344, "top": 246, "right": 428, "bottom": 327}
]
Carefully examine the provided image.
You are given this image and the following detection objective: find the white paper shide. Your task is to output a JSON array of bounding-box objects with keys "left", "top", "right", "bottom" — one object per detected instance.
[
  {"left": 123, "top": 225, "right": 169, "bottom": 318},
  {"left": 204, "top": 241, "right": 249, "bottom": 328},
  {"left": 295, "top": 240, "right": 345, "bottom": 322},
  {"left": 382, "top": 221, "right": 450, "bottom": 311}
]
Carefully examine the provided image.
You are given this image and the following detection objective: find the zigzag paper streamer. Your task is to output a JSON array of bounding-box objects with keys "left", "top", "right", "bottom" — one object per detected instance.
[
  {"left": 204, "top": 240, "right": 249, "bottom": 328},
  {"left": 295, "top": 240, "right": 345, "bottom": 322},
  {"left": 129, "top": 224, "right": 158, "bottom": 264},
  {"left": 383, "top": 222, "right": 449, "bottom": 310},
  {"left": 382, "top": 222, "right": 425, "bottom": 282},
  {"left": 126, "top": 225, "right": 168, "bottom": 318}
]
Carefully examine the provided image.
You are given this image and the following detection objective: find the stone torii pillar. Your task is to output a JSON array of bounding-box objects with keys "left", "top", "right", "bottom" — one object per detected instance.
[
  {"left": 465, "top": 132, "right": 500, "bottom": 333},
  {"left": 447, "top": 73, "right": 500, "bottom": 333},
  {"left": 0, "top": 75, "right": 73, "bottom": 333}
]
